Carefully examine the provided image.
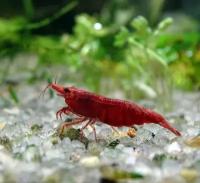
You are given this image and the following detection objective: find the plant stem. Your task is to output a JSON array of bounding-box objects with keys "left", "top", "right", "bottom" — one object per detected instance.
[
  {"left": 26, "top": 1, "right": 77, "bottom": 30},
  {"left": 22, "top": 0, "right": 34, "bottom": 19}
]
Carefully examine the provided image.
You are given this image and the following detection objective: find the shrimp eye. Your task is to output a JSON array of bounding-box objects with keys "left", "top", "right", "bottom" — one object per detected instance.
[{"left": 64, "top": 88, "right": 70, "bottom": 93}]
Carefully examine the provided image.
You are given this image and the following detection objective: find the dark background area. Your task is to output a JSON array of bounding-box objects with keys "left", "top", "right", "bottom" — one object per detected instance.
[{"left": 0, "top": 0, "right": 199, "bottom": 34}]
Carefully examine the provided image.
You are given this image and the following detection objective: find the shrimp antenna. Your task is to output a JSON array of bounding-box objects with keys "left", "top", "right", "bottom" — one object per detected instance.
[
  {"left": 54, "top": 73, "right": 60, "bottom": 84},
  {"left": 39, "top": 83, "right": 52, "bottom": 99},
  {"left": 54, "top": 75, "right": 58, "bottom": 84},
  {"left": 39, "top": 74, "right": 59, "bottom": 99},
  {"left": 39, "top": 76, "right": 53, "bottom": 99}
]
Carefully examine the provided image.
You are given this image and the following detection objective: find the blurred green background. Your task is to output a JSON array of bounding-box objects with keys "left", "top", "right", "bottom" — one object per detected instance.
[{"left": 0, "top": 0, "right": 200, "bottom": 108}]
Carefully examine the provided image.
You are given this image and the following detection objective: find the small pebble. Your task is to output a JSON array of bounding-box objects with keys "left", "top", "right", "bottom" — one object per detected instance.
[{"left": 80, "top": 156, "right": 100, "bottom": 167}]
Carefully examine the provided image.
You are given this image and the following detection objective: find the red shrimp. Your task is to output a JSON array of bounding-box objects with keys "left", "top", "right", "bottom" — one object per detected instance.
[{"left": 43, "top": 83, "right": 181, "bottom": 140}]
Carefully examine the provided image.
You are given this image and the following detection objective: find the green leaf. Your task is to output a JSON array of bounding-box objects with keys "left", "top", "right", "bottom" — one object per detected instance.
[
  {"left": 114, "top": 27, "right": 129, "bottom": 47},
  {"left": 128, "top": 37, "right": 167, "bottom": 67},
  {"left": 131, "top": 16, "right": 149, "bottom": 31},
  {"left": 8, "top": 86, "right": 19, "bottom": 104},
  {"left": 158, "top": 17, "right": 173, "bottom": 31},
  {"left": 154, "top": 17, "right": 173, "bottom": 35}
]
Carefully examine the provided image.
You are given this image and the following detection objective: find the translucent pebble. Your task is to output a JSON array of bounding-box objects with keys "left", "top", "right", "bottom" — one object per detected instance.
[
  {"left": 133, "top": 161, "right": 156, "bottom": 176},
  {"left": 27, "top": 136, "right": 42, "bottom": 146},
  {"left": 69, "top": 152, "right": 81, "bottom": 162},
  {"left": 45, "top": 149, "right": 65, "bottom": 160},
  {"left": 186, "top": 128, "right": 199, "bottom": 137},
  {"left": 131, "top": 127, "right": 153, "bottom": 145},
  {"left": 100, "top": 148, "right": 123, "bottom": 164},
  {"left": 23, "top": 145, "right": 41, "bottom": 162},
  {"left": 165, "top": 142, "right": 181, "bottom": 154},
  {"left": 125, "top": 156, "right": 136, "bottom": 165},
  {"left": 115, "top": 144, "right": 125, "bottom": 150},
  {"left": 71, "top": 140, "right": 86, "bottom": 153},
  {"left": 121, "top": 146, "right": 133, "bottom": 155},
  {"left": 80, "top": 156, "right": 100, "bottom": 167},
  {"left": 3, "top": 108, "right": 20, "bottom": 115},
  {"left": 42, "top": 168, "right": 73, "bottom": 183},
  {"left": 143, "top": 124, "right": 160, "bottom": 135},
  {"left": 162, "top": 160, "right": 181, "bottom": 177},
  {"left": 88, "top": 142, "right": 104, "bottom": 156},
  {"left": 98, "top": 126, "right": 112, "bottom": 140},
  {"left": 60, "top": 137, "right": 71, "bottom": 147},
  {"left": 152, "top": 133, "right": 170, "bottom": 146},
  {"left": 162, "top": 176, "right": 185, "bottom": 183},
  {"left": 0, "top": 122, "right": 6, "bottom": 130},
  {"left": 42, "top": 139, "right": 54, "bottom": 150}
]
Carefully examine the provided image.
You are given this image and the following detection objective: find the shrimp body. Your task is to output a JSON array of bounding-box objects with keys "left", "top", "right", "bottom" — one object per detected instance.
[{"left": 45, "top": 84, "right": 181, "bottom": 137}]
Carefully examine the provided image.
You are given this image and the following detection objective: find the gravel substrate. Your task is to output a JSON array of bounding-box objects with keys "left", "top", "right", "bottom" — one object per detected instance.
[{"left": 0, "top": 86, "right": 200, "bottom": 183}]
